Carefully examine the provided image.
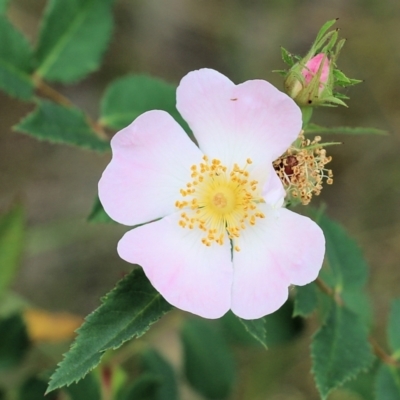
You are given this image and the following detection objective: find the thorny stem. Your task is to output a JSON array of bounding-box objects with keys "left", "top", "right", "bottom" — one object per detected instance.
[
  {"left": 33, "top": 74, "right": 109, "bottom": 141},
  {"left": 315, "top": 277, "right": 400, "bottom": 368}
]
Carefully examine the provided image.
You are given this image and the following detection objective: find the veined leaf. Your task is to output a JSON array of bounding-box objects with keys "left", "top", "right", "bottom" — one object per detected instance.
[
  {"left": 311, "top": 302, "right": 374, "bottom": 399},
  {"left": 14, "top": 100, "right": 110, "bottom": 152},
  {"left": 141, "top": 349, "right": 178, "bottom": 400},
  {"left": 238, "top": 317, "right": 267, "bottom": 349},
  {"left": 280, "top": 46, "right": 294, "bottom": 67},
  {"left": 47, "top": 268, "right": 172, "bottom": 393},
  {"left": 376, "top": 364, "right": 400, "bottom": 400},
  {"left": 35, "top": 0, "right": 114, "bottom": 82},
  {"left": 318, "top": 213, "right": 369, "bottom": 291},
  {"left": 388, "top": 299, "right": 400, "bottom": 355},
  {"left": 293, "top": 283, "right": 318, "bottom": 317},
  {"left": 304, "top": 123, "right": 388, "bottom": 136},
  {"left": 100, "top": 75, "right": 189, "bottom": 133},
  {"left": 181, "top": 319, "right": 235, "bottom": 400},
  {"left": 0, "top": 16, "right": 34, "bottom": 99},
  {"left": 0, "top": 204, "right": 25, "bottom": 297}
]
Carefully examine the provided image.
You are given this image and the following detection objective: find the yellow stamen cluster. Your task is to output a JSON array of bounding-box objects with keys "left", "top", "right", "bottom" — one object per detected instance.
[
  {"left": 175, "top": 156, "right": 265, "bottom": 250},
  {"left": 273, "top": 133, "right": 333, "bottom": 205}
]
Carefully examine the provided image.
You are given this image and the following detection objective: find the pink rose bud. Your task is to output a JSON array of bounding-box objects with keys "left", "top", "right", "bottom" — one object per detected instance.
[
  {"left": 302, "top": 53, "right": 330, "bottom": 89},
  {"left": 284, "top": 52, "right": 332, "bottom": 107}
]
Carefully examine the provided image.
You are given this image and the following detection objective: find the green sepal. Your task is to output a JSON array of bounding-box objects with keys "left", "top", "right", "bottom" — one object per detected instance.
[
  {"left": 0, "top": 16, "right": 34, "bottom": 100},
  {"left": 34, "top": 0, "right": 114, "bottom": 83},
  {"left": 311, "top": 302, "right": 375, "bottom": 399},
  {"left": 46, "top": 268, "right": 172, "bottom": 393},
  {"left": 14, "top": 100, "right": 110, "bottom": 152},
  {"left": 280, "top": 46, "right": 295, "bottom": 67}
]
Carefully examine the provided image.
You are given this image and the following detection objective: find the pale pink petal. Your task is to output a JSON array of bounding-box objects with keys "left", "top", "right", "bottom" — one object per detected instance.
[
  {"left": 262, "top": 165, "right": 286, "bottom": 207},
  {"left": 231, "top": 205, "right": 324, "bottom": 319},
  {"left": 176, "top": 68, "right": 302, "bottom": 170},
  {"left": 98, "top": 111, "right": 203, "bottom": 226},
  {"left": 117, "top": 213, "right": 233, "bottom": 319}
]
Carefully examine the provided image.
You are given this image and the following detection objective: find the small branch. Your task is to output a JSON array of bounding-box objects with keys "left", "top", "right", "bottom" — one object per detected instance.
[
  {"left": 315, "top": 277, "right": 344, "bottom": 306},
  {"left": 33, "top": 73, "right": 109, "bottom": 141},
  {"left": 315, "top": 277, "right": 398, "bottom": 367},
  {"left": 370, "top": 336, "right": 400, "bottom": 367}
]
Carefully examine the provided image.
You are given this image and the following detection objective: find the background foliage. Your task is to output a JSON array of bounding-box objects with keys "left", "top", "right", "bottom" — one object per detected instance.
[{"left": 0, "top": 0, "right": 399, "bottom": 399}]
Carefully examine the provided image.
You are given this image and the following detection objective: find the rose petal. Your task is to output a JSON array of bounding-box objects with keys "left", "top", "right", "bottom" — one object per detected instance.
[
  {"left": 117, "top": 213, "right": 233, "bottom": 319},
  {"left": 231, "top": 205, "right": 324, "bottom": 319},
  {"left": 99, "top": 110, "right": 203, "bottom": 225},
  {"left": 176, "top": 68, "right": 302, "bottom": 169},
  {"left": 262, "top": 164, "right": 286, "bottom": 207}
]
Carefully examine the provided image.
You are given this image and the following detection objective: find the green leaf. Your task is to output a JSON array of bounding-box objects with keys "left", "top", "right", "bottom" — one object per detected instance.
[
  {"left": 119, "top": 374, "right": 161, "bottom": 400},
  {"left": 238, "top": 317, "right": 267, "bottom": 349},
  {"left": 35, "top": 0, "right": 114, "bottom": 82},
  {"left": 47, "top": 268, "right": 172, "bottom": 393},
  {"left": 311, "top": 302, "right": 374, "bottom": 399},
  {"left": 0, "top": 204, "right": 25, "bottom": 297},
  {"left": 0, "top": 0, "right": 11, "bottom": 14},
  {"left": 181, "top": 319, "right": 235, "bottom": 400},
  {"left": 100, "top": 75, "right": 189, "bottom": 132},
  {"left": 141, "top": 349, "right": 178, "bottom": 400},
  {"left": 88, "top": 196, "right": 115, "bottom": 223},
  {"left": 0, "top": 16, "right": 34, "bottom": 99},
  {"left": 388, "top": 299, "right": 400, "bottom": 355},
  {"left": 293, "top": 283, "right": 318, "bottom": 317},
  {"left": 343, "top": 361, "right": 378, "bottom": 400},
  {"left": 304, "top": 123, "right": 388, "bottom": 136},
  {"left": 375, "top": 364, "right": 400, "bottom": 400},
  {"left": 318, "top": 213, "right": 369, "bottom": 291},
  {"left": 65, "top": 372, "right": 100, "bottom": 400},
  {"left": 19, "top": 377, "right": 59, "bottom": 400},
  {"left": 0, "top": 314, "right": 30, "bottom": 370},
  {"left": 14, "top": 100, "right": 110, "bottom": 152}
]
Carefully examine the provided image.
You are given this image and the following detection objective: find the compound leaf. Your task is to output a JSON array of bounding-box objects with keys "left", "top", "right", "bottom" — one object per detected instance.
[
  {"left": 47, "top": 268, "right": 172, "bottom": 393},
  {"left": 311, "top": 302, "right": 374, "bottom": 399},
  {"left": 100, "top": 75, "right": 188, "bottom": 132},
  {"left": 0, "top": 16, "right": 34, "bottom": 99},
  {"left": 35, "top": 0, "right": 114, "bottom": 82},
  {"left": 14, "top": 100, "right": 110, "bottom": 152}
]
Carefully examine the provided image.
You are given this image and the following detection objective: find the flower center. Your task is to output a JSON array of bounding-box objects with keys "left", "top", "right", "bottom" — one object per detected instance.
[{"left": 175, "top": 156, "right": 265, "bottom": 251}]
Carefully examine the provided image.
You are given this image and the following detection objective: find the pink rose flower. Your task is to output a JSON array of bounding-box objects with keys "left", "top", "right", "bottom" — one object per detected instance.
[
  {"left": 303, "top": 53, "right": 330, "bottom": 89},
  {"left": 98, "top": 69, "right": 325, "bottom": 320}
]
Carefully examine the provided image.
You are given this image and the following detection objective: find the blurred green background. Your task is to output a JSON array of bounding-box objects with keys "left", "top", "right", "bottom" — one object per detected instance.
[{"left": 0, "top": 0, "right": 399, "bottom": 399}]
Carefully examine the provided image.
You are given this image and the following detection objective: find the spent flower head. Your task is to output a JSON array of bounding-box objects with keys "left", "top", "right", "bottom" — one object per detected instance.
[
  {"left": 99, "top": 69, "right": 325, "bottom": 320},
  {"left": 277, "top": 19, "right": 362, "bottom": 108}
]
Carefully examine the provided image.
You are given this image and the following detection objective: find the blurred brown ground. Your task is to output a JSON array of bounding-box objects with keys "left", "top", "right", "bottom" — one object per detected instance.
[{"left": 0, "top": 0, "right": 399, "bottom": 399}]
